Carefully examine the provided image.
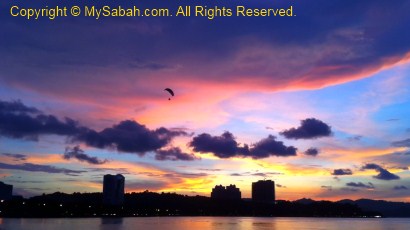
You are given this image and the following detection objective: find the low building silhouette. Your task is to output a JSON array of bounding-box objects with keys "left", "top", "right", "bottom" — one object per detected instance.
[
  {"left": 252, "top": 180, "right": 275, "bottom": 203},
  {"left": 211, "top": 184, "right": 241, "bottom": 200},
  {"left": 103, "top": 174, "right": 125, "bottom": 206},
  {"left": 0, "top": 181, "right": 13, "bottom": 201}
]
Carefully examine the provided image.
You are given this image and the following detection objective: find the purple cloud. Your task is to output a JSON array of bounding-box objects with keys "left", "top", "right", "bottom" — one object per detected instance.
[
  {"left": 304, "top": 148, "right": 319, "bottom": 156},
  {"left": 280, "top": 118, "right": 332, "bottom": 140},
  {"left": 346, "top": 182, "right": 375, "bottom": 189},
  {"left": 189, "top": 132, "right": 296, "bottom": 159},
  {"left": 331, "top": 169, "right": 353, "bottom": 176},
  {"left": 63, "top": 145, "right": 107, "bottom": 165},
  {"left": 155, "top": 147, "right": 198, "bottom": 161},
  {"left": 0, "top": 99, "right": 189, "bottom": 158},
  {"left": 362, "top": 163, "right": 400, "bottom": 180}
]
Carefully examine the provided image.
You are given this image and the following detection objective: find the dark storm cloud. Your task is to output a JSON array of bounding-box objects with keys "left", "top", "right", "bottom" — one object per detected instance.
[
  {"left": 280, "top": 118, "right": 332, "bottom": 140},
  {"left": 189, "top": 132, "right": 296, "bottom": 159},
  {"left": 154, "top": 147, "right": 198, "bottom": 161},
  {"left": 393, "top": 185, "right": 408, "bottom": 190},
  {"left": 331, "top": 169, "right": 353, "bottom": 176},
  {"left": 189, "top": 132, "right": 246, "bottom": 158},
  {"left": 1, "top": 1, "right": 410, "bottom": 106},
  {"left": 0, "top": 100, "right": 84, "bottom": 140},
  {"left": 2, "top": 153, "right": 27, "bottom": 161},
  {"left": 346, "top": 182, "right": 375, "bottom": 189},
  {"left": 0, "top": 162, "right": 85, "bottom": 175},
  {"left": 0, "top": 100, "right": 40, "bottom": 113},
  {"left": 63, "top": 145, "right": 107, "bottom": 165},
  {"left": 251, "top": 135, "right": 297, "bottom": 158},
  {"left": 74, "top": 120, "right": 188, "bottom": 154},
  {"left": 0, "top": 100, "right": 188, "bottom": 157},
  {"left": 304, "top": 148, "right": 319, "bottom": 156},
  {"left": 373, "top": 168, "right": 400, "bottom": 180},
  {"left": 391, "top": 138, "right": 410, "bottom": 147},
  {"left": 361, "top": 163, "right": 400, "bottom": 180},
  {"left": 362, "top": 163, "right": 383, "bottom": 170}
]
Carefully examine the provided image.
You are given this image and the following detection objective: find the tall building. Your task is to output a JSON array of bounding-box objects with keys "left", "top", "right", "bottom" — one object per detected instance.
[
  {"left": 0, "top": 181, "right": 13, "bottom": 201},
  {"left": 211, "top": 185, "right": 226, "bottom": 199},
  {"left": 103, "top": 174, "right": 125, "bottom": 206},
  {"left": 226, "top": 184, "right": 241, "bottom": 200},
  {"left": 252, "top": 180, "right": 275, "bottom": 203},
  {"left": 211, "top": 184, "right": 241, "bottom": 200}
]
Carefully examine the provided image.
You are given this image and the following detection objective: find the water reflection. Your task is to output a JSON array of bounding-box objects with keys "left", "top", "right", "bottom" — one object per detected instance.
[
  {"left": 0, "top": 217, "right": 409, "bottom": 230},
  {"left": 101, "top": 218, "right": 123, "bottom": 225},
  {"left": 100, "top": 218, "right": 123, "bottom": 230}
]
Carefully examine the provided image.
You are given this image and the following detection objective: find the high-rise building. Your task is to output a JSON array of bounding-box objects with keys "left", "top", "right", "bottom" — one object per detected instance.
[
  {"left": 252, "top": 180, "right": 275, "bottom": 203},
  {"left": 226, "top": 184, "right": 241, "bottom": 200},
  {"left": 211, "top": 184, "right": 241, "bottom": 200},
  {"left": 0, "top": 181, "right": 13, "bottom": 201},
  {"left": 211, "top": 185, "right": 226, "bottom": 199},
  {"left": 103, "top": 174, "right": 125, "bottom": 206}
]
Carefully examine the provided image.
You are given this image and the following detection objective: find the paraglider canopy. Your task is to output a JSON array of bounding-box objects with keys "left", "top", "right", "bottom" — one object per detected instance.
[{"left": 164, "top": 88, "right": 174, "bottom": 100}]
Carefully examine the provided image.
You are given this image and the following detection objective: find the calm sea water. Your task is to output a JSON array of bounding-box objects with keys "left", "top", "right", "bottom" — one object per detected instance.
[{"left": 1, "top": 217, "right": 410, "bottom": 230}]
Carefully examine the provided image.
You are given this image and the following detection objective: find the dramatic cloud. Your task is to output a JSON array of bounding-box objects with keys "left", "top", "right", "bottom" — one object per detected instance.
[
  {"left": 0, "top": 100, "right": 40, "bottom": 114},
  {"left": 280, "top": 118, "right": 332, "bottom": 140},
  {"left": 0, "top": 100, "right": 83, "bottom": 140},
  {"left": 0, "top": 162, "right": 85, "bottom": 175},
  {"left": 391, "top": 138, "right": 410, "bottom": 147},
  {"left": 2, "top": 1, "right": 410, "bottom": 107},
  {"left": 74, "top": 120, "right": 188, "bottom": 154},
  {"left": 331, "top": 169, "right": 353, "bottom": 176},
  {"left": 2, "top": 153, "right": 27, "bottom": 161},
  {"left": 0, "top": 100, "right": 188, "bottom": 157},
  {"left": 154, "top": 147, "right": 198, "bottom": 161},
  {"left": 373, "top": 168, "right": 401, "bottom": 180},
  {"left": 304, "top": 148, "right": 319, "bottom": 156},
  {"left": 393, "top": 185, "right": 408, "bottom": 190},
  {"left": 188, "top": 132, "right": 245, "bottom": 158},
  {"left": 189, "top": 132, "right": 296, "bottom": 159},
  {"left": 346, "top": 182, "right": 375, "bottom": 189},
  {"left": 361, "top": 163, "right": 400, "bottom": 180},
  {"left": 362, "top": 163, "right": 382, "bottom": 170},
  {"left": 251, "top": 135, "right": 297, "bottom": 158},
  {"left": 63, "top": 145, "right": 107, "bottom": 165}
]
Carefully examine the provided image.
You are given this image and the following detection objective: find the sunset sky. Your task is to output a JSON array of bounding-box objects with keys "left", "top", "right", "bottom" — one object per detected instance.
[{"left": 1, "top": 0, "right": 410, "bottom": 201}]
